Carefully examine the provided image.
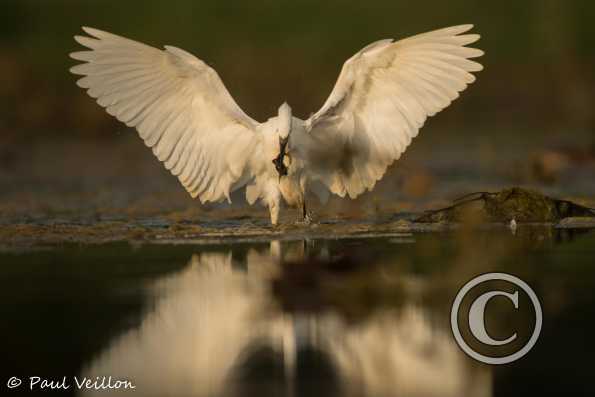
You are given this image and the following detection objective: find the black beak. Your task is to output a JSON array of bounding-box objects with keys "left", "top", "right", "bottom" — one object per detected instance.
[{"left": 272, "top": 136, "right": 289, "bottom": 178}]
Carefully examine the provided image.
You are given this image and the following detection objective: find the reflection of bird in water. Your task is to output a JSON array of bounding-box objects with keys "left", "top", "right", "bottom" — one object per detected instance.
[
  {"left": 80, "top": 241, "right": 490, "bottom": 397},
  {"left": 80, "top": 249, "right": 284, "bottom": 397},
  {"left": 70, "top": 26, "right": 482, "bottom": 225}
]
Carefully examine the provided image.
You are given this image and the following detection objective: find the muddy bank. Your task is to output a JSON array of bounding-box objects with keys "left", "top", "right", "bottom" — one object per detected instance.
[
  {"left": 0, "top": 219, "right": 414, "bottom": 248},
  {"left": 2, "top": 215, "right": 594, "bottom": 249},
  {"left": 416, "top": 187, "right": 595, "bottom": 223}
]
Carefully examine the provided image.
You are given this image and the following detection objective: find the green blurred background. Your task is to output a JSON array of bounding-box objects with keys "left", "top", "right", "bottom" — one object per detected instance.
[
  {"left": 0, "top": 0, "right": 594, "bottom": 221},
  {"left": 2, "top": 0, "right": 594, "bottom": 137}
]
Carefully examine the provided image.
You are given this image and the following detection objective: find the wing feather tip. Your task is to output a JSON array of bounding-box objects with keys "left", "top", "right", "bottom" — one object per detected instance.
[
  {"left": 81, "top": 26, "right": 104, "bottom": 38},
  {"left": 461, "top": 33, "right": 481, "bottom": 45},
  {"left": 69, "top": 65, "right": 84, "bottom": 75},
  {"left": 74, "top": 35, "right": 100, "bottom": 49},
  {"left": 75, "top": 78, "right": 90, "bottom": 89},
  {"left": 69, "top": 51, "right": 92, "bottom": 61},
  {"left": 188, "top": 190, "right": 199, "bottom": 199},
  {"left": 457, "top": 24, "right": 474, "bottom": 33},
  {"left": 470, "top": 48, "right": 485, "bottom": 58}
]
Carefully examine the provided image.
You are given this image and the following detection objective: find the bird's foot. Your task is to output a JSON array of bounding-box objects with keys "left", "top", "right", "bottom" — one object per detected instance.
[
  {"left": 304, "top": 213, "right": 312, "bottom": 225},
  {"left": 295, "top": 212, "right": 314, "bottom": 226}
]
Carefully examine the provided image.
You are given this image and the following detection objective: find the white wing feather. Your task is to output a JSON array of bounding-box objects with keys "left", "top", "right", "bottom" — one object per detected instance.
[
  {"left": 70, "top": 27, "right": 261, "bottom": 203},
  {"left": 305, "top": 25, "right": 483, "bottom": 198}
]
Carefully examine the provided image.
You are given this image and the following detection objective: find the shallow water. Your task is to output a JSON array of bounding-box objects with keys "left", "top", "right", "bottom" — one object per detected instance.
[{"left": 1, "top": 228, "right": 594, "bottom": 396}]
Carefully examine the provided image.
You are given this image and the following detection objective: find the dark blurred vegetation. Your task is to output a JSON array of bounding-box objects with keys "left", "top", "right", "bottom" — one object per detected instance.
[{"left": 1, "top": 0, "right": 594, "bottom": 141}]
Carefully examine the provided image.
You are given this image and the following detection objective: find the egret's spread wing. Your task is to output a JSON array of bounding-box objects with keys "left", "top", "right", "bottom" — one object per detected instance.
[
  {"left": 70, "top": 27, "right": 261, "bottom": 203},
  {"left": 305, "top": 25, "right": 483, "bottom": 198}
]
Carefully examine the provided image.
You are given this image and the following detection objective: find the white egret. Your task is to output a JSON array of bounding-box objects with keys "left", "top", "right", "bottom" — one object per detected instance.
[{"left": 70, "top": 25, "right": 483, "bottom": 225}]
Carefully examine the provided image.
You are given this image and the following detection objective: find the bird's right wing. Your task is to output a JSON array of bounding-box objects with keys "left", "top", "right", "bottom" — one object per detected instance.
[
  {"left": 70, "top": 27, "right": 262, "bottom": 203},
  {"left": 304, "top": 25, "right": 483, "bottom": 198}
]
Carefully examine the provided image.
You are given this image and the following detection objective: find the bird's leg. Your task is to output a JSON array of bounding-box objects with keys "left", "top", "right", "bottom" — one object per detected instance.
[{"left": 268, "top": 194, "right": 281, "bottom": 226}]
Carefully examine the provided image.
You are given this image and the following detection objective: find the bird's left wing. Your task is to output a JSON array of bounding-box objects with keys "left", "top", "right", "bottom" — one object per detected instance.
[
  {"left": 70, "top": 27, "right": 262, "bottom": 203},
  {"left": 304, "top": 25, "right": 483, "bottom": 198}
]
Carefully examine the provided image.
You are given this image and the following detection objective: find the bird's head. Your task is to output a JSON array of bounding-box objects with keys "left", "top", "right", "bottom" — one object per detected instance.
[
  {"left": 273, "top": 102, "right": 292, "bottom": 178},
  {"left": 277, "top": 102, "right": 292, "bottom": 140}
]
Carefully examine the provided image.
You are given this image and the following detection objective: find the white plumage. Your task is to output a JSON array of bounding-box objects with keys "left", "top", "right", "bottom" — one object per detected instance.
[{"left": 70, "top": 25, "right": 483, "bottom": 225}]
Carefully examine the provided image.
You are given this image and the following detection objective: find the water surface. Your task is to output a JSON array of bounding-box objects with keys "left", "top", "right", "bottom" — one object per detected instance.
[{"left": 1, "top": 228, "right": 594, "bottom": 396}]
